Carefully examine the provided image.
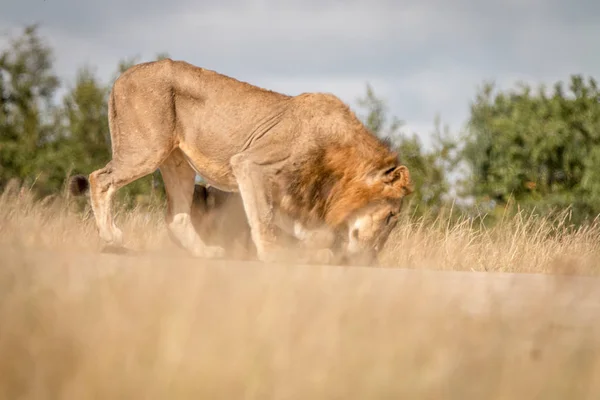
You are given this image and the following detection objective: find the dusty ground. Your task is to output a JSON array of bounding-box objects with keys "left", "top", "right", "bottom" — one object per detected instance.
[{"left": 1, "top": 187, "right": 600, "bottom": 398}]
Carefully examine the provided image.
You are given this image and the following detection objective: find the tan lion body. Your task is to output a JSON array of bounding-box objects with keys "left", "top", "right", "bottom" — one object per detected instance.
[{"left": 85, "top": 59, "right": 413, "bottom": 265}]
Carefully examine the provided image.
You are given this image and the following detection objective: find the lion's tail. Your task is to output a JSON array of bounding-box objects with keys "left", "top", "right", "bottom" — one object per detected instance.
[{"left": 68, "top": 174, "right": 90, "bottom": 197}]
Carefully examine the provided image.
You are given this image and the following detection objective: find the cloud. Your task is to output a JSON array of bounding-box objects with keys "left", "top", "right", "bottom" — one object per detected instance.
[{"left": 1, "top": 0, "right": 599, "bottom": 150}]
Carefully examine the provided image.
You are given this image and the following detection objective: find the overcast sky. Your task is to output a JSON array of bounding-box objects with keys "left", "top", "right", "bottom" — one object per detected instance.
[{"left": 2, "top": 0, "right": 599, "bottom": 148}]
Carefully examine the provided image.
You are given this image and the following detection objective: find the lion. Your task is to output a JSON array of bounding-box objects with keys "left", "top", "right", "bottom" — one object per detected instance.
[{"left": 76, "top": 58, "right": 413, "bottom": 266}]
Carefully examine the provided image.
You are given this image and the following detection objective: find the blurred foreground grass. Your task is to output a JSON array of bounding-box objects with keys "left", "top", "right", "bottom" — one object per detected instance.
[
  {"left": 2, "top": 246, "right": 600, "bottom": 399},
  {"left": 1, "top": 183, "right": 600, "bottom": 398}
]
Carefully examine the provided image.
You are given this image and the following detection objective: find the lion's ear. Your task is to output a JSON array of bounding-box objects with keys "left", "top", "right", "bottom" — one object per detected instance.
[{"left": 379, "top": 165, "right": 413, "bottom": 194}]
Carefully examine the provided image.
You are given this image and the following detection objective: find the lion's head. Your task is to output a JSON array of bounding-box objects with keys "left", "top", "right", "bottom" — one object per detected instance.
[
  {"left": 338, "top": 164, "right": 412, "bottom": 265},
  {"left": 280, "top": 138, "right": 414, "bottom": 266}
]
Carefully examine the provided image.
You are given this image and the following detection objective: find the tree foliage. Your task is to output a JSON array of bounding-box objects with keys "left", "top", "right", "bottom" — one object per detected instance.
[
  {"left": 462, "top": 76, "right": 600, "bottom": 224},
  {"left": 0, "top": 25, "right": 167, "bottom": 206},
  {"left": 0, "top": 24, "right": 60, "bottom": 193}
]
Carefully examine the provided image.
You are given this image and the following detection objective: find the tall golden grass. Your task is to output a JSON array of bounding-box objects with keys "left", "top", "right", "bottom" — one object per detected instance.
[
  {"left": 2, "top": 182, "right": 600, "bottom": 398},
  {"left": 2, "top": 181, "right": 599, "bottom": 274},
  {"left": 382, "top": 203, "right": 600, "bottom": 274}
]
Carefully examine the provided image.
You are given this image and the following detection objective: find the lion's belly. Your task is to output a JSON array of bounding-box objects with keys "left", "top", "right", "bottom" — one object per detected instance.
[{"left": 178, "top": 142, "right": 240, "bottom": 192}]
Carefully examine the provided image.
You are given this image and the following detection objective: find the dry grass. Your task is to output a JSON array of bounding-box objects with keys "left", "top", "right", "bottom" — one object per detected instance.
[
  {"left": 381, "top": 205, "right": 600, "bottom": 275},
  {"left": 2, "top": 183, "right": 599, "bottom": 274},
  {"left": 0, "top": 182, "right": 176, "bottom": 254},
  {"left": 2, "top": 184, "right": 600, "bottom": 398}
]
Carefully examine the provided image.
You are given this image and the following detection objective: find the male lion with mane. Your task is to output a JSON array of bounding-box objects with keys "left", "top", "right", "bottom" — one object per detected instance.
[{"left": 75, "top": 59, "right": 413, "bottom": 265}]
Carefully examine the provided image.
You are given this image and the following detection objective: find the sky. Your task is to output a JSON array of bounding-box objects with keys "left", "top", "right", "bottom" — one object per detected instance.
[{"left": 1, "top": 0, "right": 599, "bottom": 149}]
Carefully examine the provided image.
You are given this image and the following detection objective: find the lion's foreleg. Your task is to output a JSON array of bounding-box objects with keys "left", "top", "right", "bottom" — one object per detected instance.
[{"left": 230, "top": 154, "right": 286, "bottom": 263}]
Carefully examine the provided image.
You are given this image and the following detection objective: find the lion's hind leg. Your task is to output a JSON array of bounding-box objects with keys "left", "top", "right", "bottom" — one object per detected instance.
[
  {"left": 88, "top": 162, "right": 125, "bottom": 251},
  {"left": 88, "top": 143, "right": 173, "bottom": 253},
  {"left": 88, "top": 157, "right": 166, "bottom": 252}
]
